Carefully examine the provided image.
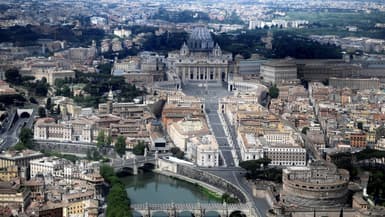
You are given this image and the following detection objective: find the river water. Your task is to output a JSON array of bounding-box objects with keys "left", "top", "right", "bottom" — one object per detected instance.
[{"left": 121, "top": 172, "right": 223, "bottom": 217}]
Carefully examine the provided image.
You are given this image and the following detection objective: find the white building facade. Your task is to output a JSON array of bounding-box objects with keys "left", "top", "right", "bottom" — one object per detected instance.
[
  {"left": 30, "top": 157, "right": 67, "bottom": 178},
  {"left": 238, "top": 131, "right": 306, "bottom": 166},
  {"left": 34, "top": 117, "right": 98, "bottom": 143},
  {"left": 186, "top": 135, "right": 219, "bottom": 167},
  {"left": 167, "top": 27, "right": 233, "bottom": 84},
  {"left": 260, "top": 60, "right": 298, "bottom": 84}
]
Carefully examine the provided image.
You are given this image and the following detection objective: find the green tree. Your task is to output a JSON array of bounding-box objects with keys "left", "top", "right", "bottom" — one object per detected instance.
[
  {"left": 132, "top": 141, "right": 146, "bottom": 156},
  {"left": 106, "top": 184, "right": 132, "bottom": 217},
  {"left": 87, "top": 149, "right": 93, "bottom": 160},
  {"left": 170, "top": 147, "right": 184, "bottom": 159},
  {"left": 96, "top": 131, "right": 106, "bottom": 148},
  {"left": 38, "top": 106, "right": 46, "bottom": 117},
  {"left": 100, "top": 164, "right": 132, "bottom": 217},
  {"left": 87, "top": 149, "right": 102, "bottom": 161},
  {"left": 357, "top": 122, "right": 363, "bottom": 130},
  {"left": 54, "top": 78, "right": 65, "bottom": 88},
  {"left": 355, "top": 148, "right": 385, "bottom": 161},
  {"left": 46, "top": 97, "right": 52, "bottom": 110},
  {"left": 270, "top": 32, "right": 342, "bottom": 59},
  {"left": 55, "top": 104, "right": 61, "bottom": 115},
  {"left": 29, "top": 97, "right": 37, "bottom": 104},
  {"left": 97, "top": 62, "right": 113, "bottom": 74},
  {"left": 170, "top": 147, "right": 181, "bottom": 155},
  {"left": 14, "top": 142, "right": 26, "bottom": 151},
  {"left": 100, "top": 164, "right": 115, "bottom": 181},
  {"left": 175, "top": 150, "right": 185, "bottom": 159},
  {"left": 61, "top": 85, "right": 72, "bottom": 97},
  {"left": 260, "top": 157, "right": 272, "bottom": 168},
  {"left": 301, "top": 127, "right": 309, "bottom": 135},
  {"left": 239, "top": 160, "right": 261, "bottom": 174},
  {"left": 22, "top": 75, "right": 35, "bottom": 83},
  {"left": 5, "top": 68, "right": 22, "bottom": 85},
  {"left": 35, "top": 78, "right": 49, "bottom": 97},
  {"left": 221, "top": 193, "right": 239, "bottom": 203},
  {"left": 0, "top": 94, "right": 25, "bottom": 106},
  {"left": 115, "top": 136, "right": 126, "bottom": 157},
  {"left": 62, "top": 154, "right": 79, "bottom": 163},
  {"left": 106, "top": 135, "right": 113, "bottom": 146},
  {"left": 18, "top": 127, "right": 34, "bottom": 149},
  {"left": 239, "top": 158, "right": 271, "bottom": 174},
  {"left": 269, "top": 85, "right": 279, "bottom": 98}
]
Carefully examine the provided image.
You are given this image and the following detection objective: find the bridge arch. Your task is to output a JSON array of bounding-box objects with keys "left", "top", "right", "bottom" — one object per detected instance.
[
  {"left": 205, "top": 210, "right": 221, "bottom": 217},
  {"left": 131, "top": 203, "right": 253, "bottom": 217},
  {"left": 179, "top": 210, "right": 194, "bottom": 217},
  {"left": 113, "top": 157, "right": 157, "bottom": 175},
  {"left": 151, "top": 210, "right": 169, "bottom": 217},
  {"left": 141, "top": 162, "right": 155, "bottom": 170},
  {"left": 229, "top": 210, "right": 247, "bottom": 217},
  {"left": 132, "top": 210, "right": 142, "bottom": 217},
  {"left": 118, "top": 167, "right": 134, "bottom": 175}
]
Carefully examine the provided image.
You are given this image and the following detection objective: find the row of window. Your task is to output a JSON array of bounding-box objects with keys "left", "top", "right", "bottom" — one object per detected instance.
[
  {"left": 268, "top": 149, "right": 305, "bottom": 152},
  {"left": 291, "top": 182, "right": 347, "bottom": 190}
]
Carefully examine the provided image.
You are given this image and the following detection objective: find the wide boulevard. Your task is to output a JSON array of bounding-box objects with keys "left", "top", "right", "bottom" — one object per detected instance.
[{"left": 181, "top": 83, "right": 271, "bottom": 217}]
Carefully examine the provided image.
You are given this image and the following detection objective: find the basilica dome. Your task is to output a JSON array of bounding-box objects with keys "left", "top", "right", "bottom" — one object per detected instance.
[{"left": 187, "top": 27, "right": 214, "bottom": 51}]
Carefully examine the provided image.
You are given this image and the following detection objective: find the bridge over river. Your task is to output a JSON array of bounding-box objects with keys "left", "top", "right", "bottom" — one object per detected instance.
[
  {"left": 112, "top": 156, "right": 270, "bottom": 217},
  {"left": 131, "top": 202, "right": 253, "bottom": 217}
]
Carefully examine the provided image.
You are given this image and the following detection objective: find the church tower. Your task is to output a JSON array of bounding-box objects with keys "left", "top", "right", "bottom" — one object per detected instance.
[
  {"left": 212, "top": 43, "right": 222, "bottom": 57},
  {"left": 107, "top": 88, "right": 114, "bottom": 102},
  {"left": 180, "top": 42, "right": 189, "bottom": 56}
]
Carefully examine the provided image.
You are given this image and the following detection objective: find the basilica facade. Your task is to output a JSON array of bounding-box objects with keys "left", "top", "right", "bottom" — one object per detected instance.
[{"left": 168, "top": 27, "right": 233, "bottom": 84}]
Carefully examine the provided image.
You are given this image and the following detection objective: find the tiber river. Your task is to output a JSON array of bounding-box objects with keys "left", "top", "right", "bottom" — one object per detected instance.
[{"left": 121, "top": 172, "right": 224, "bottom": 217}]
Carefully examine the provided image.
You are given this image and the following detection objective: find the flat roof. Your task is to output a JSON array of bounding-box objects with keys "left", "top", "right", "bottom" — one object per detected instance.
[{"left": 0, "top": 150, "right": 43, "bottom": 160}]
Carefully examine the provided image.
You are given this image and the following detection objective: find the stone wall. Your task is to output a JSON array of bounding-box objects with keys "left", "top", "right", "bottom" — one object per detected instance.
[
  {"left": 329, "top": 77, "right": 380, "bottom": 90},
  {"left": 157, "top": 158, "right": 178, "bottom": 173},
  {"left": 176, "top": 164, "right": 247, "bottom": 203},
  {"left": 289, "top": 208, "right": 357, "bottom": 217},
  {"left": 34, "top": 141, "right": 105, "bottom": 156}
]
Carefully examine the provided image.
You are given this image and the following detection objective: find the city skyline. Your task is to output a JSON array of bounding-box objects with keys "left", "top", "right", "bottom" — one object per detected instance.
[{"left": 0, "top": 1, "right": 384, "bottom": 217}]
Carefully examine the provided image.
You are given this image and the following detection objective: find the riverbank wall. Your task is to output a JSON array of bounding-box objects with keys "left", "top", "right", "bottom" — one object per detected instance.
[
  {"left": 156, "top": 158, "right": 248, "bottom": 203},
  {"left": 154, "top": 169, "right": 224, "bottom": 198}
]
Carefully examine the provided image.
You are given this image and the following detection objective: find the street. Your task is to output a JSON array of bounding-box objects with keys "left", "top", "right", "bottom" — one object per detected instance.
[
  {"left": 181, "top": 83, "right": 273, "bottom": 216},
  {"left": 182, "top": 83, "right": 235, "bottom": 167},
  {"left": 203, "top": 168, "right": 270, "bottom": 217},
  {"left": 0, "top": 107, "right": 35, "bottom": 150}
]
